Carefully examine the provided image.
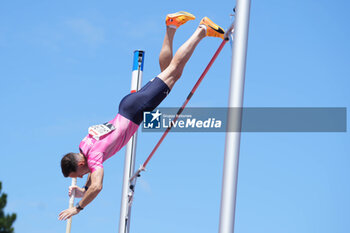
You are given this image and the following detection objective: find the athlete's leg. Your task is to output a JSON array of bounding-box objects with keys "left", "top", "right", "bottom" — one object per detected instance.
[
  {"left": 118, "top": 17, "right": 224, "bottom": 125},
  {"left": 159, "top": 11, "right": 195, "bottom": 72},
  {"left": 158, "top": 26, "right": 205, "bottom": 90},
  {"left": 158, "top": 17, "right": 225, "bottom": 90},
  {"left": 159, "top": 27, "right": 176, "bottom": 72}
]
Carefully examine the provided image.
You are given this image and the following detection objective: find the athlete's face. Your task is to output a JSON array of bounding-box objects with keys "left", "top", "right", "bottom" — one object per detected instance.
[
  {"left": 68, "top": 161, "right": 89, "bottom": 178},
  {"left": 68, "top": 170, "right": 85, "bottom": 178}
]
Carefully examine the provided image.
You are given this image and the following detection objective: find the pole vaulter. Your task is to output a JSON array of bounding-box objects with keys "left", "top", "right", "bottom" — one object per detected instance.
[{"left": 58, "top": 12, "right": 226, "bottom": 224}]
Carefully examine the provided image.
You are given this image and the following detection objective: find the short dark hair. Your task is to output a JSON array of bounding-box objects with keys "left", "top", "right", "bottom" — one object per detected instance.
[{"left": 61, "top": 152, "right": 78, "bottom": 177}]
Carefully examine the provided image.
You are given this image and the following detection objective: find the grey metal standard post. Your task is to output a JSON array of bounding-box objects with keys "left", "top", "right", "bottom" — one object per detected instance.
[
  {"left": 218, "top": 1, "right": 251, "bottom": 233},
  {"left": 118, "top": 50, "right": 144, "bottom": 233}
]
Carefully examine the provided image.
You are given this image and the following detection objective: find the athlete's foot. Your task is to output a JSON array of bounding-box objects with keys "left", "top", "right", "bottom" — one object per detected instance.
[
  {"left": 199, "top": 17, "right": 225, "bottom": 39},
  {"left": 166, "top": 11, "right": 196, "bottom": 29}
]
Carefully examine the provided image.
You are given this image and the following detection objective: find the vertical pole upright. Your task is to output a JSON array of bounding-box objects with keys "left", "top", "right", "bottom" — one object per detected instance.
[
  {"left": 118, "top": 50, "right": 145, "bottom": 233},
  {"left": 218, "top": 1, "right": 251, "bottom": 233},
  {"left": 66, "top": 178, "right": 77, "bottom": 233}
]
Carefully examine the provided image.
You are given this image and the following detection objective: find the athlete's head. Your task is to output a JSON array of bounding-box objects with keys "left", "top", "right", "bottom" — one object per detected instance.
[{"left": 61, "top": 153, "right": 89, "bottom": 178}]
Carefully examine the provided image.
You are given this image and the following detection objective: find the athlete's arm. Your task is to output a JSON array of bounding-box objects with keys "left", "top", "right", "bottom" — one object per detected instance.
[
  {"left": 59, "top": 168, "right": 104, "bottom": 221},
  {"left": 84, "top": 173, "right": 92, "bottom": 189},
  {"left": 68, "top": 173, "right": 92, "bottom": 198},
  {"left": 78, "top": 168, "right": 104, "bottom": 208}
]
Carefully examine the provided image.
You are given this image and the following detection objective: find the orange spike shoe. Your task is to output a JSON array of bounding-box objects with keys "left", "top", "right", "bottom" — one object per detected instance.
[
  {"left": 166, "top": 11, "right": 196, "bottom": 29},
  {"left": 199, "top": 17, "right": 225, "bottom": 39}
]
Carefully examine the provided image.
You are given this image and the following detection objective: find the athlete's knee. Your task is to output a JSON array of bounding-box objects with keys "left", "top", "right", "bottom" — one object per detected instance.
[{"left": 165, "top": 63, "right": 183, "bottom": 80}]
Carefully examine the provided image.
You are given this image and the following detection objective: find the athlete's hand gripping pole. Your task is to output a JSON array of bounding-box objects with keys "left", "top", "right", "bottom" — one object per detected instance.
[{"left": 65, "top": 178, "right": 77, "bottom": 233}]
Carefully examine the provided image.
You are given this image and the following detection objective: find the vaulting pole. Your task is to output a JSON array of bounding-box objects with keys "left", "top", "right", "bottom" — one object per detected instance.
[
  {"left": 66, "top": 178, "right": 77, "bottom": 233},
  {"left": 118, "top": 50, "right": 144, "bottom": 233},
  {"left": 218, "top": 1, "right": 251, "bottom": 233}
]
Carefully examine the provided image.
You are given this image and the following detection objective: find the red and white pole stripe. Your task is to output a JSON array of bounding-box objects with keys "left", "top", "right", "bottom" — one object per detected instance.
[{"left": 129, "top": 39, "right": 228, "bottom": 182}]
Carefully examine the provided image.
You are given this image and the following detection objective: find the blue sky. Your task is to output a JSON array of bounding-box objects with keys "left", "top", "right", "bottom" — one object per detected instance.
[{"left": 0, "top": 0, "right": 349, "bottom": 233}]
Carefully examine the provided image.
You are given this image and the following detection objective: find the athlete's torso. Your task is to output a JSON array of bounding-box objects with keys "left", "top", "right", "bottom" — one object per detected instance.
[{"left": 79, "top": 113, "right": 139, "bottom": 172}]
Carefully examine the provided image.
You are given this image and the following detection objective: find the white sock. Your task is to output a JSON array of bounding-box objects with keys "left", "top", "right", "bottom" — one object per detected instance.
[
  {"left": 167, "top": 25, "right": 177, "bottom": 29},
  {"left": 199, "top": 24, "right": 207, "bottom": 32}
]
